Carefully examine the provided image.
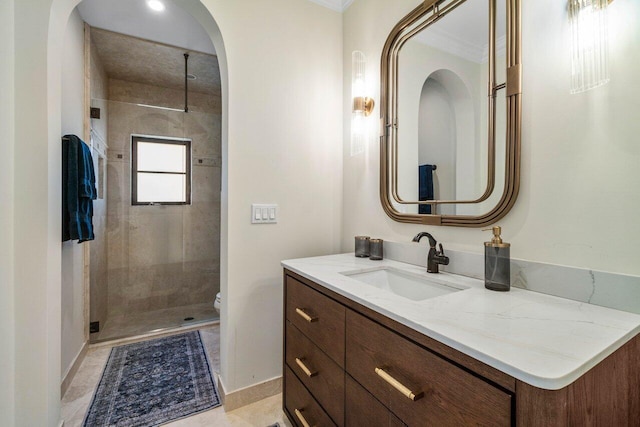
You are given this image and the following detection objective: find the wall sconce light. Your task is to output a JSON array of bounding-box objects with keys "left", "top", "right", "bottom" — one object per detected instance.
[
  {"left": 351, "top": 51, "right": 375, "bottom": 156},
  {"left": 569, "top": 0, "right": 612, "bottom": 94}
]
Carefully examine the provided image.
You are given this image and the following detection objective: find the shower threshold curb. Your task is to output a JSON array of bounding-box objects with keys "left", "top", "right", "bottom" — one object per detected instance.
[{"left": 88, "top": 319, "right": 220, "bottom": 349}]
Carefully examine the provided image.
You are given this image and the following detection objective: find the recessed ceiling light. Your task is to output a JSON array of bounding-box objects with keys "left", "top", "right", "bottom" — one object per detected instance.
[{"left": 147, "top": 0, "right": 165, "bottom": 12}]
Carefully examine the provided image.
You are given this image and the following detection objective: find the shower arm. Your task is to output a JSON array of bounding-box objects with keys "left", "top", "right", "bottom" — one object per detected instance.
[{"left": 184, "top": 53, "right": 189, "bottom": 113}]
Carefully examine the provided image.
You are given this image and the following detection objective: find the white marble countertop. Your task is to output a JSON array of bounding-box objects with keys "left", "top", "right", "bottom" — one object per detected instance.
[{"left": 281, "top": 254, "right": 640, "bottom": 390}]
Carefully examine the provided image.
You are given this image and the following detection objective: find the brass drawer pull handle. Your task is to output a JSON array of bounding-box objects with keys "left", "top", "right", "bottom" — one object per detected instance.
[
  {"left": 295, "top": 308, "right": 317, "bottom": 323},
  {"left": 375, "top": 367, "right": 423, "bottom": 401},
  {"left": 294, "top": 408, "right": 314, "bottom": 427},
  {"left": 295, "top": 357, "right": 317, "bottom": 377}
]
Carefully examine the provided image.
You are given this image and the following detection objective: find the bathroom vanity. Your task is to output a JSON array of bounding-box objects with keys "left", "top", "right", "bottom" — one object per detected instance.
[{"left": 282, "top": 254, "right": 640, "bottom": 427}]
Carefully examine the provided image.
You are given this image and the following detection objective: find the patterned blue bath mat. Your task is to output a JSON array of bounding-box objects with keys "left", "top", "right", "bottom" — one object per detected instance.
[{"left": 83, "top": 331, "right": 220, "bottom": 426}]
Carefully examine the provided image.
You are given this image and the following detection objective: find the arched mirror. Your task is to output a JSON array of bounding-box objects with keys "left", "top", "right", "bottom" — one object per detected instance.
[{"left": 380, "top": 0, "right": 521, "bottom": 226}]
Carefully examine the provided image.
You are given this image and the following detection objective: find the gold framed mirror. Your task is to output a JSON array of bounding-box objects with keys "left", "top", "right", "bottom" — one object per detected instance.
[{"left": 380, "top": 0, "right": 521, "bottom": 227}]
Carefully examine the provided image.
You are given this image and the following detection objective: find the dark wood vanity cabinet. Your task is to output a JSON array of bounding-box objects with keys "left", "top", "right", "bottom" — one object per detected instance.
[{"left": 283, "top": 269, "right": 640, "bottom": 427}]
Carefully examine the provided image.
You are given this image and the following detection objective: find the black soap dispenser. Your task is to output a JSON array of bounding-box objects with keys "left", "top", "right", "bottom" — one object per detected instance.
[{"left": 484, "top": 226, "right": 511, "bottom": 291}]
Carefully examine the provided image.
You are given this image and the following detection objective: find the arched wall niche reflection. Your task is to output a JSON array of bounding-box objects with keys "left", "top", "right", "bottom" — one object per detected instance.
[
  {"left": 415, "top": 69, "right": 476, "bottom": 215},
  {"left": 399, "top": 69, "right": 486, "bottom": 215}
]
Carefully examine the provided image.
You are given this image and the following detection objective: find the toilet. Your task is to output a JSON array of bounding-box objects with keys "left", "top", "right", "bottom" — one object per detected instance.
[{"left": 214, "top": 292, "right": 221, "bottom": 314}]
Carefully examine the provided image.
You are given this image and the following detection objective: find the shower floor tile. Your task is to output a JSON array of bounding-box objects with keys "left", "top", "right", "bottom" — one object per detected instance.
[{"left": 92, "top": 302, "right": 219, "bottom": 343}]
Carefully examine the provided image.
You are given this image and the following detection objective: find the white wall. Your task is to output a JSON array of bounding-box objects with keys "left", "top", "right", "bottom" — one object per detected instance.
[
  {"left": 343, "top": 0, "right": 640, "bottom": 278},
  {"left": 516, "top": 0, "right": 640, "bottom": 273},
  {"left": 0, "top": 0, "right": 16, "bottom": 424},
  {"left": 60, "top": 9, "right": 87, "bottom": 381},
  {"left": 197, "top": 0, "right": 343, "bottom": 393},
  {"left": 10, "top": 0, "right": 85, "bottom": 423},
  {"left": 12, "top": 0, "right": 60, "bottom": 424}
]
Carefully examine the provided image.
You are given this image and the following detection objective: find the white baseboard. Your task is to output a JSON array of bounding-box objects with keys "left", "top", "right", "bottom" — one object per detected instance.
[
  {"left": 218, "top": 376, "right": 282, "bottom": 412},
  {"left": 61, "top": 341, "right": 88, "bottom": 397}
]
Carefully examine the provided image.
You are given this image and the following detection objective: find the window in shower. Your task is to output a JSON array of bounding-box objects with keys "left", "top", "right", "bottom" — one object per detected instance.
[{"left": 131, "top": 135, "right": 192, "bottom": 205}]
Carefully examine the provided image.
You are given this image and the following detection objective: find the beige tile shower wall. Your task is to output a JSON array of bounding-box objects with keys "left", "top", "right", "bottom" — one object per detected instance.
[
  {"left": 89, "top": 34, "right": 109, "bottom": 327},
  {"left": 106, "top": 78, "right": 221, "bottom": 317},
  {"left": 109, "top": 78, "right": 221, "bottom": 114},
  {"left": 90, "top": 36, "right": 109, "bottom": 141}
]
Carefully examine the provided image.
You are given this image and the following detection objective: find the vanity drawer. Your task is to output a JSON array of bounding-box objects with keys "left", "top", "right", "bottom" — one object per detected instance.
[
  {"left": 286, "top": 275, "right": 345, "bottom": 367},
  {"left": 286, "top": 321, "right": 345, "bottom": 425},
  {"left": 346, "top": 375, "right": 405, "bottom": 427},
  {"left": 285, "top": 366, "right": 337, "bottom": 427},
  {"left": 346, "top": 310, "right": 512, "bottom": 426}
]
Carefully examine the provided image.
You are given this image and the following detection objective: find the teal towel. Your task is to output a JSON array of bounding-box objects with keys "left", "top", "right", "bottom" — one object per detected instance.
[
  {"left": 79, "top": 140, "right": 96, "bottom": 199},
  {"left": 62, "top": 135, "right": 97, "bottom": 243},
  {"left": 419, "top": 164, "right": 435, "bottom": 214}
]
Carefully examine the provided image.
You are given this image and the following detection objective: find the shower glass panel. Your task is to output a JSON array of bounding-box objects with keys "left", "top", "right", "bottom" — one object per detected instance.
[{"left": 89, "top": 97, "right": 221, "bottom": 343}]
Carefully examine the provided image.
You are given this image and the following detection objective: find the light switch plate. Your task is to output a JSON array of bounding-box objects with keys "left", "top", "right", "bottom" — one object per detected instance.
[{"left": 252, "top": 204, "right": 278, "bottom": 224}]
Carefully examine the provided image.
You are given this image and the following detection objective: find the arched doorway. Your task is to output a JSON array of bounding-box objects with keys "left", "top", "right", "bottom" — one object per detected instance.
[{"left": 20, "top": 0, "right": 229, "bottom": 423}]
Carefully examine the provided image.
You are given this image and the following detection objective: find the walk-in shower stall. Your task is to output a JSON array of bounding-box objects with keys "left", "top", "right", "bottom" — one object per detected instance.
[{"left": 87, "top": 27, "right": 221, "bottom": 342}]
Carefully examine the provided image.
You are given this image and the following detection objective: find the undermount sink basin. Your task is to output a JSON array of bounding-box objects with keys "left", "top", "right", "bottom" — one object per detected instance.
[{"left": 341, "top": 267, "right": 466, "bottom": 301}]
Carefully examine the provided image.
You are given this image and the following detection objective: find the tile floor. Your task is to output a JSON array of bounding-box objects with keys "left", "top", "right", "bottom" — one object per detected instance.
[
  {"left": 91, "top": 303, "right": 219, "bottom": 342},
  {"left": 63, "top": 324, "right": 292, "bottom": 427}
]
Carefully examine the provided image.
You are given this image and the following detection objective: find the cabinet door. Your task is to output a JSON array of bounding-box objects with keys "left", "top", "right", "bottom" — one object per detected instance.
[
  {"left": 286, "top": 275, "right": 345, "bottom": 367},
  {"left": 346, "top": 310, "right": 512, "bottom": 426},
  {"left": 346, "top": 375, "right": 405, "bottom": 427}
]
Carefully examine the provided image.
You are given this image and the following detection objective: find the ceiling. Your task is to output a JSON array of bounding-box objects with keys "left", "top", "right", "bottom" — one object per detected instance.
[
  {"left": 79, "top": 0, "right": 495, "bottom": 94},
  {"left": 413, "top": 0, "right": 507, "bottom": 64},
  {"left": 77, "top": 0, "right": 356, "bottom": 57},
  {"left": 91, "top": 28, "right": 220, "bottom": 95},
  {"left": 76, "top": 0, "right": 357, "bottom": 95},
  {"left": 77, "top": 0, "right": 498, "bottom": 64},
  {"left": 308, "top": 0, "right": 354, "bottom": 12},
  {"left": 77, "top": 0, "right": 216, "bottom": 55}
]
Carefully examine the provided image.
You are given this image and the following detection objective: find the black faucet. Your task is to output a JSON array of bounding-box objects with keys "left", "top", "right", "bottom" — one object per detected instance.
[{"left": 412, "top": 232, "right": 450, "bottom": 273}]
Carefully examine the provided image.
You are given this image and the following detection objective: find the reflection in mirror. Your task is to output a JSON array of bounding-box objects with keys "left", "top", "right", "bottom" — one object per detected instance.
[
  {"left": 394, "top": 0, "right": 506, "bottom": 216},
  {"left": 380, "top": 0, "right": 522, "bottom": 227},
  {"left": 419, "top": 72, "right": 463, "bottom": 215}
]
